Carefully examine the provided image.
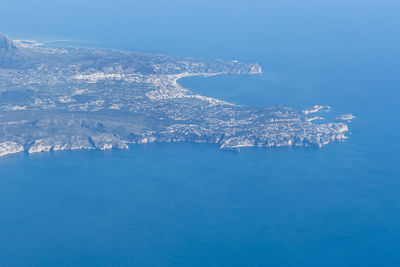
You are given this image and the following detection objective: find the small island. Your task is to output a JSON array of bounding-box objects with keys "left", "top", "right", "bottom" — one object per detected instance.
[{"left": 0, "top": 34, "right": 350, "bottom": 157}]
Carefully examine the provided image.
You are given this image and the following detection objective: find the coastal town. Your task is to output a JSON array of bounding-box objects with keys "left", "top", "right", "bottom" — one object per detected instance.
[{"left": 0, "top": 34, "right": 351, "bottom": 157}]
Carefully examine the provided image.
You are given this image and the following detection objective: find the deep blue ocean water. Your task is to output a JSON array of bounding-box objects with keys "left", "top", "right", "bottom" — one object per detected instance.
[{"left": 1, "top": 0, "right": 400, "bottom": 266}]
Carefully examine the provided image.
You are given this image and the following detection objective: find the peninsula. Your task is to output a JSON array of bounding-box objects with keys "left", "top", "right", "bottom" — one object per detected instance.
[{"left": 0, "top": 34, "right": 349, "bottom": 157}]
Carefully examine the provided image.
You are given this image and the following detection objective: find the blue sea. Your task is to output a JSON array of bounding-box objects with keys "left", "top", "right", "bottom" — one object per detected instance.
[{"left": 1, "top": 0, "right": 400, "bottom": 266}]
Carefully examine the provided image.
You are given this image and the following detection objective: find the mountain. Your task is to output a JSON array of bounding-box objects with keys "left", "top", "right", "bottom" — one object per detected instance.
[
  {"left": 0, "top": 33, "right": 23, "bottom": 68},
  {"left": 0, "top": 34, "right": 17, "bottom": 52}
]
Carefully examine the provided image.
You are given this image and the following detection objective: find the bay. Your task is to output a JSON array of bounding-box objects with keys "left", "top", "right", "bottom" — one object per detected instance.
[{"left": 1, "top": 0, "right": 400, "bottom": 266}]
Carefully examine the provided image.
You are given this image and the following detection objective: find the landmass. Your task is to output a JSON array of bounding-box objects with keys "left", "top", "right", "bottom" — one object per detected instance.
[
  {"left": 336, "top": 113, "right": 356, "bottom": 121},
  {"left": 0, "top": 33, "right": 351, "bottom": 157}
]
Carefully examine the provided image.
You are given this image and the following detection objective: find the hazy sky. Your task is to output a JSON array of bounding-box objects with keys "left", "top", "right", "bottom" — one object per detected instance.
[{"left": 1, "top": 0, "right": 399, "bottom": 74}]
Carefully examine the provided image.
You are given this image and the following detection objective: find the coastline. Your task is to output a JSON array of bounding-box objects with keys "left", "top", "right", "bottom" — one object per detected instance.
[{"left": 0, "top": 34, "right": 350, "bottom": 158}]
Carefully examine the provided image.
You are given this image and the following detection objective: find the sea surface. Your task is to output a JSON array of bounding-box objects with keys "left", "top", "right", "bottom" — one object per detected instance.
[{"left": 1, "top": 0, "right": 400, "bottom": 266}]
